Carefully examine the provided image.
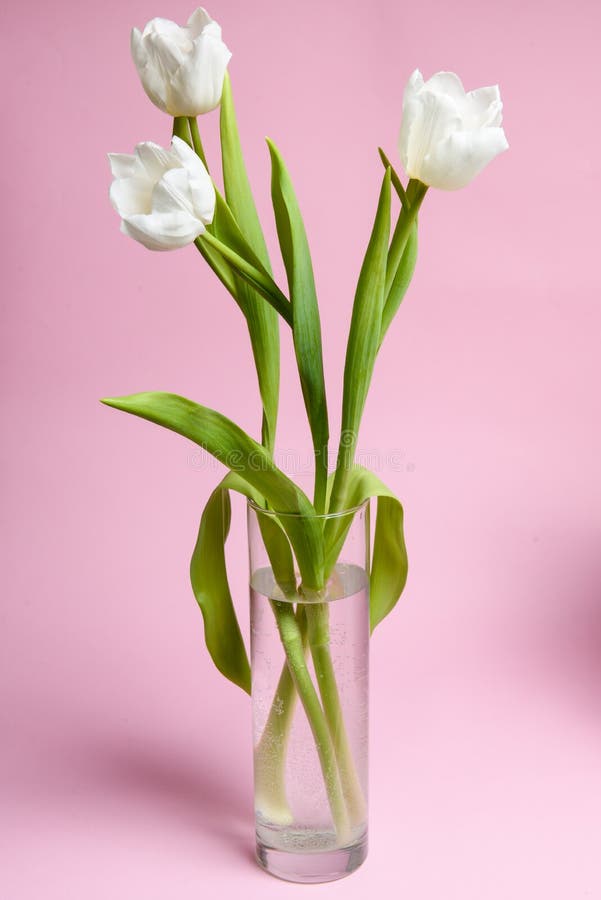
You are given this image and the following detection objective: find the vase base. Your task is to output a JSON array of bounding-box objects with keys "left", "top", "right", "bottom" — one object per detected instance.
[{"left": 256, "top": 833, "right": 368, "bottom": 883}]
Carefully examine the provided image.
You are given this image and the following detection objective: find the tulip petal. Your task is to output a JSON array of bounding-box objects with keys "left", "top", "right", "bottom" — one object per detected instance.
[
  {"left": 400, "top": 90, "right": 462, "bottom": 182},
  {"left": 108, "top": 152, "right": 137, "bottom": 179},
  {"left": 402, "top": 69, "right": 424, "bottom": 106},
  {"left": 422, "top": 126, "right": 509, "bottom": 190},
  {"left": 147, "top": 29, "right": 189, "bottom": 73},
  {"left": 170, "top": 138, "right": 215, "bottom": 223},
  {"left": 141, "top": 16, "right": 182, "bottom": 39},
  {"left": 467, "top": 85, "right": 503, "bottom": 127},
  {"left": 131, "top": 28, "right": 169, "bottom": 113},
  {"left": 135, "top": 141, "right": 177, "bottom": 180},
  {"left": 110, "top": 176, "right": 153, "bottom": 217},
  {"left": 153, "top": 169, "right": 194, "bottom": 214},
  {"left": 399, "top": 71, "right": 424, "bottom": 160},
  {"left": 187, "top": 7, "right": 220, "bottom": 38},
  {"left": 130, "top": 28, "right": 147, "bottom": 67},
  {"left": 170, "top": 135, "right": 205, "bottom": 170},
  {"left": 424, "top": 71, "right": 466, "bottom": 101},
  {"left": 122, "top": 211, "right": 205, "bottom": 251},
  {"left": 171, "top": 32, "right": 232, "bottom": 116}
]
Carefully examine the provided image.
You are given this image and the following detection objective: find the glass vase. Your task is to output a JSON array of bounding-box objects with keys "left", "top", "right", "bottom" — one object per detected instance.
[{"left": 248, "top": 499, "right": 370, "bottom": 883}]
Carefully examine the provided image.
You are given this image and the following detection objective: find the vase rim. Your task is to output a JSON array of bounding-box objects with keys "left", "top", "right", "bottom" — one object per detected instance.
[{"left": 247, "top": 497, "right": 369, "bottom": 521}]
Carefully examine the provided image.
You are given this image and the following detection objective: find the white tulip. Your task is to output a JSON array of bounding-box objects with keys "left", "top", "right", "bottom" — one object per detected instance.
[
  {"left": 131, "top": 8, "right": 232, "bottom": 117},
  {"left": 108, "top": 137, "right": 216, "bottom": 251},
  {"left": 398, "top": 70, "right": 509, "bottom": 191}
]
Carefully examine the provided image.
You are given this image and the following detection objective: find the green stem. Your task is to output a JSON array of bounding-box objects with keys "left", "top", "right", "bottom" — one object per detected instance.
[
  {"left": 254, "top": 606, "right": 306, "bottom": 824},
  {"left": 255, "top": 516, "right": 366, "bottom": 832},
  {"left": 314, "top": 446, "right": 328, "bottom": 516},
  {"left": 188, "top": 117, "right": 208, "bottom": 168},
  {"left": 327, "top": 440, "right": 355, "bottom": 518},
  {"left": 195, "top": 233, "right": 293, "bottom": 326},
  {"left": 304, "top": 602, "right": 366, "bottom": 827},
  {"left": 385, "top": 179, "right": 427, "bottom": 297},
  {"left": 270, "top": 599, "right": 351, "bottom": 842},
  {"left": 172, "top": 116, "right": 192, "bottom": 147}
]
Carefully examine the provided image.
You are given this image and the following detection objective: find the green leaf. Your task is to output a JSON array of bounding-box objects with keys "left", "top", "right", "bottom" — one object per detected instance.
[
  {"left": 189, "top": 471, "right": 298, "bottom": 694},
  {"left": 340, "top": 168, "right": 391, "bottom": 446},
  {"left": 329, "top": 169, "right": 391, "bottom": 513},
  {"left": 209, "top": 192, "right": 284, "bottom": 450},
  {"left": 325, "top": 466, "right": 408, "bottom": 632},
  {"left": 378, "top": 147, "right": 409, "bottom": 211},
  {"left": 219, "top": 79, "right": 280, "bottom": 452},
  {"left": 221, "top": 74, "right": 272, "bottom": 272},
  {"left": 376, "top": 153, "right": 427, "bottom": 350},
  {"left": 101, "top": 391, "right": 324, "bottom": 590},
  {"left": 197, "top": 231, "right": 291, "bottom": 325},
  {"left": 192, "top": 191, "right": 292, "bottom": 325},
  {"left": 267, "top": 139, "right": 329, "bottom": 512},
  {"left": 210, "top": 191, "right": 268, "bottom": 271},
  {"left": 194, "top": 216, "right": 285, "bottom": 453},
  {"left": 190, "top": 475, "right": 251, "bottom": 693},
  {"left": 194, "top": 231, "right": 240, "bottom": 300},
  {"left": 253, "top": 508, "right": 298, "bottom": 598}
]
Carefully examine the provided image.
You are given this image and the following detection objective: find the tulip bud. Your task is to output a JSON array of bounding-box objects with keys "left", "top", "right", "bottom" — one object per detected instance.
[
  {"left": 108, "top": 137, "right": 216, "bottom": 251},
  {"left": 131, "top": 8, "right": 232, "bottom": 117},
  {"left": 399, "top": 70, "right": 509, "bottom": 190}
]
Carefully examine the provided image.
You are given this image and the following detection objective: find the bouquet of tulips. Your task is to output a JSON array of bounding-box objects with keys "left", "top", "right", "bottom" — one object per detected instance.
[{"left": 104, "top": 6, "right": 508, "bottom": 844}]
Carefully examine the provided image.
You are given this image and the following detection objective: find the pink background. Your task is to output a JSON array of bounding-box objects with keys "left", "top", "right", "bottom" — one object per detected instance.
[{"left": 2, "top": 0, "right": 601, "bottom": 896}]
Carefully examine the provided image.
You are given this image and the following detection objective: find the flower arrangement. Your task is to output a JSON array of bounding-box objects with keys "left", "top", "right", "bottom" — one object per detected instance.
[{"left": 104, "top": 5, "right": 508, "bottom": 880}]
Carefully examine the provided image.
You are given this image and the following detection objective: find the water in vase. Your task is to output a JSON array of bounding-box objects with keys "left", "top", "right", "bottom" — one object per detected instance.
[{"left": 250, "top": 562, "right": 369, "bottom": 883}]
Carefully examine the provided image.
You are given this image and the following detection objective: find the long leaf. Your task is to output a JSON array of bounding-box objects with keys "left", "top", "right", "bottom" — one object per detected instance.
[
  {"left": 221, "top": 74, "right": 272, "bottom": 272},
  {"left": 329, "top": 169, "right": 391, "bottom": 513},
  {"left": 101, "top": 392, "right": 324, "bottom": 590},
  {"left": 219, "top": 78, "right": 280, "bottom": 451},
  {"left": 267, "top": 140, "right": 329, "bottom": 513}
]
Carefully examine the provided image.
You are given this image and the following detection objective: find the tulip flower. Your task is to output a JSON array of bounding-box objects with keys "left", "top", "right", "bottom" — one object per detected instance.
[
  {"left": 131, "top": 8, "right": 231, "bottom": 117},
  {"left": 108, "top": 137, "right": 216, "bottom": 251},
  {"left": 398, "top": 69, "right": 509, "bottom": 190}
]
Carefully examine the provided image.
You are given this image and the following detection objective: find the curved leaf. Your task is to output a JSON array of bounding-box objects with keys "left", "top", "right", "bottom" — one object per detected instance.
[
  {"left": 189, "top": 471, "right": 298, "bottom": 694},
  {"left": 101, "top": 391, "right": 324, "bottom": 590},
  {"left": 190, "top": 476, "right": 250, "bottom": 692},
  {"left": 326, "top": 466, "right": 408, "bottom": 632}
]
